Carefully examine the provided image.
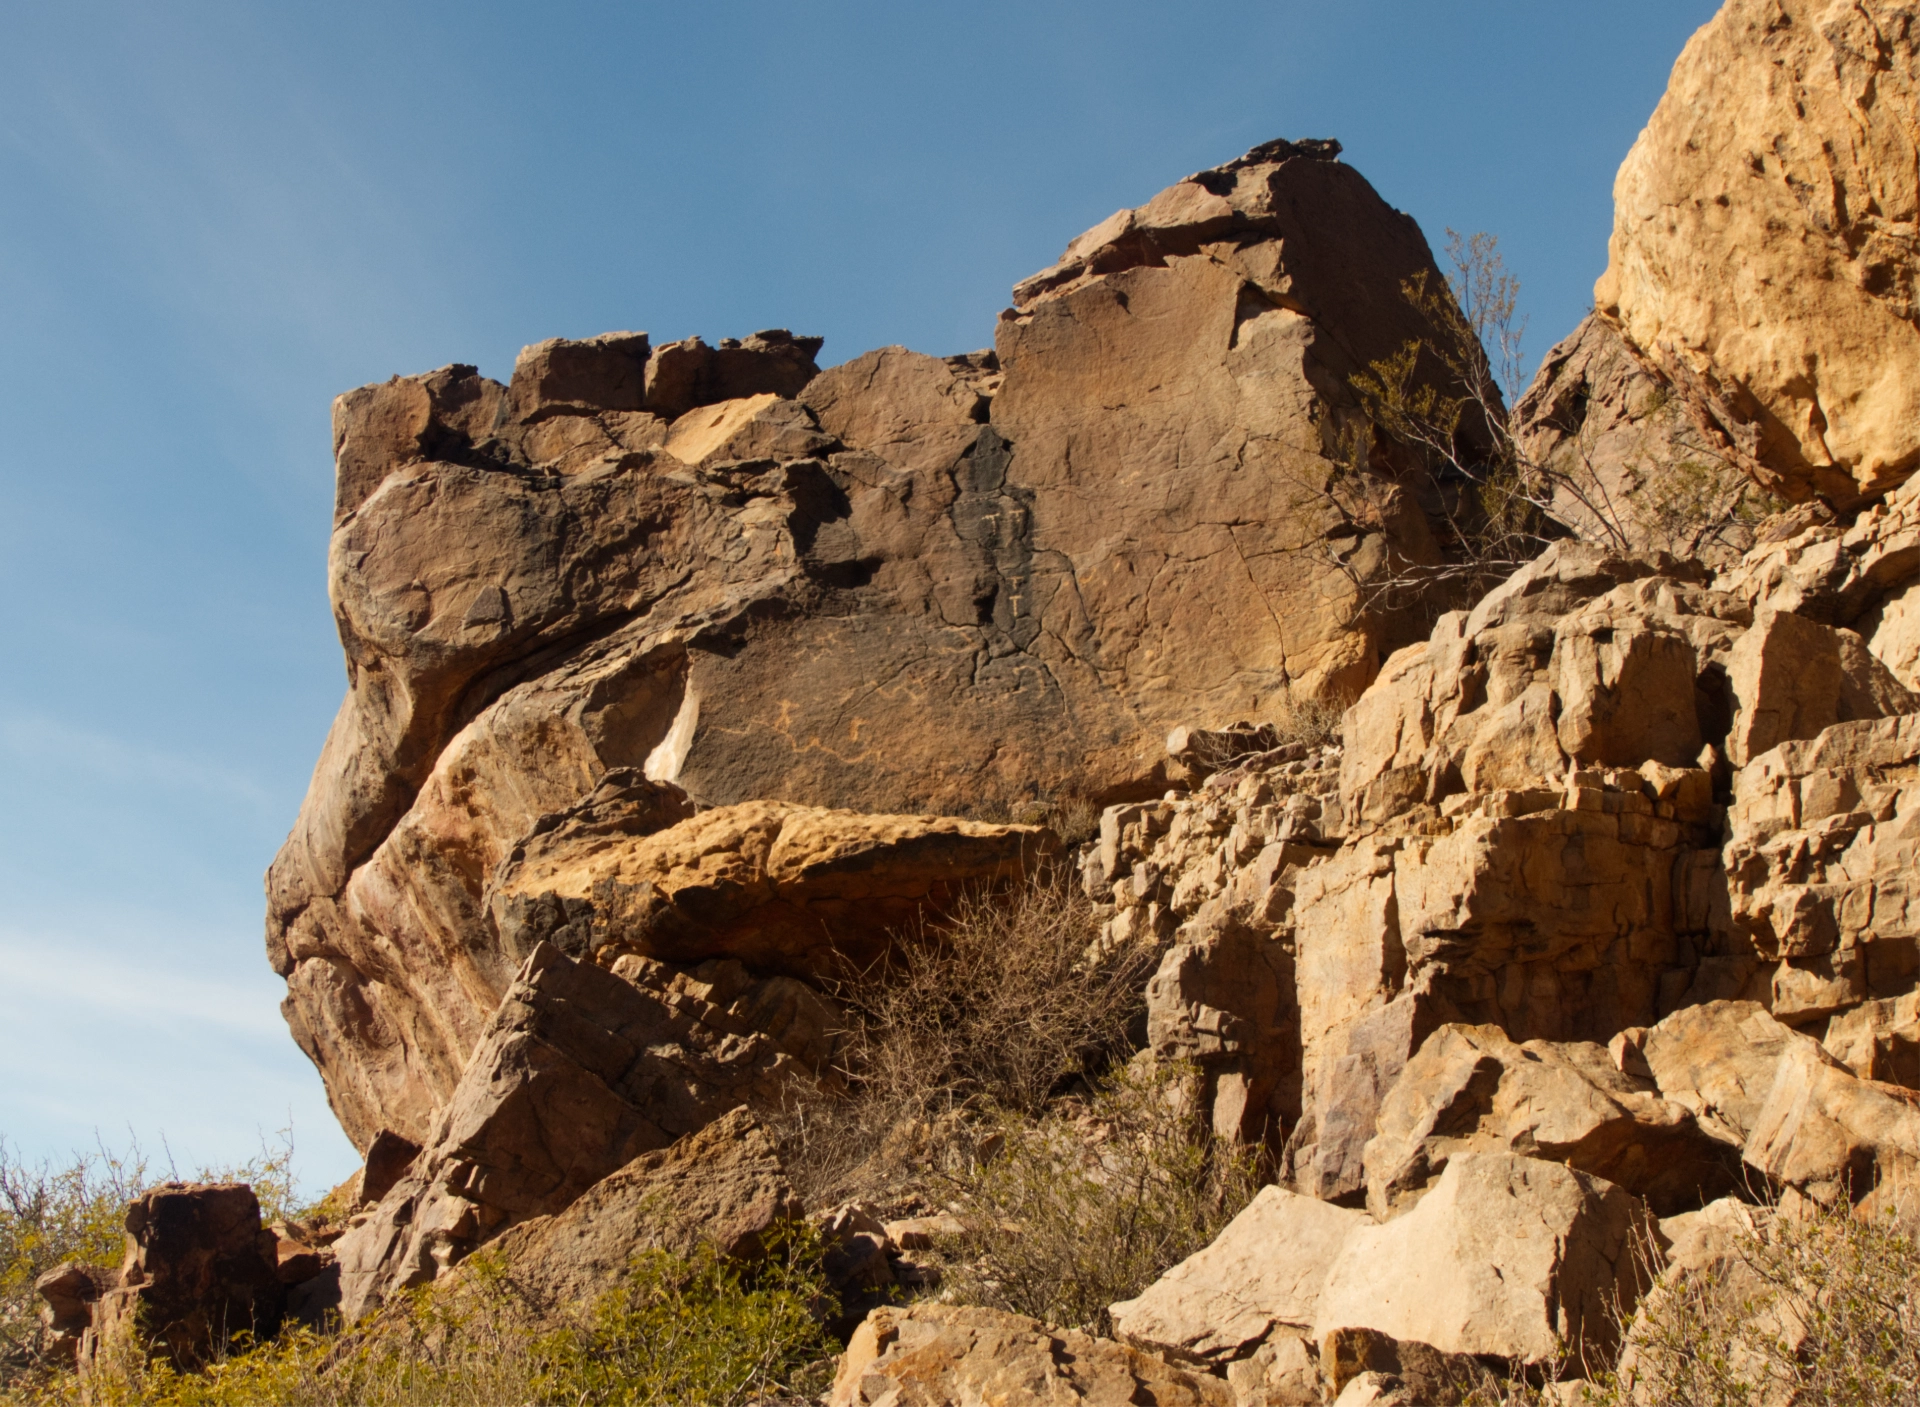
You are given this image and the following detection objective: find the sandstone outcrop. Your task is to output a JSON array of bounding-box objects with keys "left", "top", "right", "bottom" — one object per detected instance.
[
  {"left": 79, "top": 1184, "right": 283, "bottom": 1372},
  {"left": 330, "top": 943, "right": 813, "bottom": 1320},
  {"left": 1314, "top": 1153, "right": 1645, "bottom": 1366},
  {"left": 1110, "top": 500, "right": 1920, "bottom": 1183},
  {"left": 237, "top": 20, "right": 1920, "bottom": 1395},
  {"left": 270, "top": 138, "right": 1481, "bottom": 1152},
  {"left": 1591, "top": 0, "right": 1920, "bottom": 505},
  {"left": 1723, "top": 712, "right": 1920, "bottom": 1019},
  {"left": 485, "top": 1107, "right": 800, "bottom": 1310},
  {"left": 492, "top": 797, "right": 1058, "bottom": 981},
  {"left": 829, "top": 1303, "right": 1234, "bottom": 1407},
  {"left": 1826, "top": 990, "right": 1920, "bottom": 1084}
]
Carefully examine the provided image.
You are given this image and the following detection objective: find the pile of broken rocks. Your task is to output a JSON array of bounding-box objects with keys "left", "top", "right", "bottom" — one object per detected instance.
[{"left": 834, "top": 484, "right": 1920, "bottom": 1403}]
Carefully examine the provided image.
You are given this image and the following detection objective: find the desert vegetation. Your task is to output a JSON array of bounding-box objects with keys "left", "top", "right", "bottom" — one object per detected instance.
[
  {"left": 2, "top": 872, "right": 1268, "bottom": 1405},
  {"left": 769, "top": 870, "right": 1158, "bottom": 1208},
  {"left": 11, "top": 1235, "right": 834, "bottom": 1407}
]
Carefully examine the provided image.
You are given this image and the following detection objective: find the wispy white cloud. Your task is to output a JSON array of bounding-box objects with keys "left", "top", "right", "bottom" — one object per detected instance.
[
  {"left": 0, "top": 932, "right": 285, "bottom": 1038},
  {"left": 0, "top": 925, "right": 360, "bottom": 1186},
  {"left": 0, "top": 711, "right": 273, "bottom": 808}
]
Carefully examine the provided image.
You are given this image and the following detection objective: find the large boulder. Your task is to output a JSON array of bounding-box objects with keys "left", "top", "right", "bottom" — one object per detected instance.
[
  {"left": 1108, "top": 1184, "right": 1366, "bottom": 1364},
  {"left": 269, "top": 138, "right": 1482, "bottom": 1150},
  {"left": 1636, "top": 999, "right": 1818, "bottom": 1145},
  {"left": 1743, "top": 1037, "right": 1920, "bottom": 1207},
  {"left": 486, "top": 1107, "right": 800, "bottom": 1310},
  {"left": 1312, "top": 1153, "right": 1647, "bottom": 1368},
  {"left": 1363, "top": 1023, "right": 1739, "bottom": 1217},
  {"left": 80, "top": 1184, "right": 282, "bottom": 1373},
  {"left": 1115, "top": 1153, "right": 1646, "bottom": 1378},
  {"left": 1594, "top": 0, "right": 1920, "bottom": 506},
  {"left": 828, "top": 1303, "right": 1234, "bottom": 1407}
]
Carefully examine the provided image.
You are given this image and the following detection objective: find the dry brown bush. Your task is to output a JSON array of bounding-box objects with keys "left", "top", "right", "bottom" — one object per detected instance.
[
  {"left": 771, "top": 871, "right": 1154, "bottom": 1209},
  {"left": 937, "top": 1058, "right": 1260, "bottom": 1336},
  {"left": 1578, "top": 1195, "right": 1920, "bottom": 1407}
]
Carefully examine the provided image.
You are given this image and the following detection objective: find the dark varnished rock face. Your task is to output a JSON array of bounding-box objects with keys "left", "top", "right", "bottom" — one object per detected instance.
[{"left": 270, "top": 142, "right": 1470, "bottom": 1150}]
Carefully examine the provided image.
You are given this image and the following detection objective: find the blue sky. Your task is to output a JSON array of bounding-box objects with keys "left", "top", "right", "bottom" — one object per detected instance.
[{"left": 0, "top": 0, "right": 1720, "bottom": 1194}]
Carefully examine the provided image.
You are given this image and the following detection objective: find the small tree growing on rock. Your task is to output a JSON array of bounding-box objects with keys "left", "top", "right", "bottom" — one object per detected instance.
[{"left": 1292, "top": 230, "right": 1772, "bottom": 626}]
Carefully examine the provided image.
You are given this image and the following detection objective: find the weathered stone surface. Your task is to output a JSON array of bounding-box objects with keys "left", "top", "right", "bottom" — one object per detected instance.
[
  {"left": 80, "top": 1184, "right": 282, "bottom": 1373},
  {"left": 1826, "top": 990, "right": 1920, "bottom": 1086},
  {"left": 829, "top": 1303, "right": 1234, "bottom": 1407},
  {"left": 1337, "top": 542, "right": 1741, "bottom": 828},
  {"left": 1744, "top": 1037, "right": 1920, "bottom": 1206},
  {"left": 660, "top": 393, "right": 834, "bottom": 468},
  {"left": 1320, "top": 1327, "right": 1491, "bottom": 1407},
  {"left": 356, "top": 1128, "right": 422, "bottom": 1209},
  {"left": 1596, "top": 0, "right": 1920, "bottom": 504},
  {"left": 506, "top": 331, "right": 652, "bottom": 421},
  {"left": 330, "top": 364, "right": 509, "bottom": 526},
  {"left": 1109, "top": 1184, "right": 1366, "bottom": 1364},
  {"left": 1286, "top": 776, "right": 1734, "bottom": 1201},
  {"left": 1637, "top": 1000, "right": 1814, "bottom": 1146},
  {"left": 329, "top": 943, "right": 811, "bottom": 1321},
  {"left": 34, "top": 1262, "right": 116, "bottom": 1367},
  {"left": 1096, "top": 497, "right": 1920, "bottom": 1202},
  {"left": 1364, "top": 1023, "right": 1739, "bottom": 1218},
  {"left": 1723, "top": 608, "right": 1913, "bottom": 765},
  {"left": 272, "top": 139, "right": 1484, "bottom": 1149},
  {"left": 1145, "top": 903, "right": 1298, "bottom": 1145},
  {"left": 1723, "top": 714, "right": 1920, "bottom": 1022},
  {"left": 1226, "top": 1333, "right": 1322, "bottom": 1407},
  {"left": 1513, "top": 314, "right": 1768, "bottom": 565},
  {"left": 492, "top": 798, "right": 1058, "bottom": 981},
  {"left": 642, "top": 330, "right": 823, "bottom": 422},
  {"left": 1313, "top": 1153, "right": 1646, "bottom": 1367},
  {"left": 487, "top": 1107, "right": 798, "bottom": 1310}
]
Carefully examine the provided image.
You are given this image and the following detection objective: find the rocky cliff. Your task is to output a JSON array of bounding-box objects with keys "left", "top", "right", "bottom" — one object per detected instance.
[
  {"left": 267, "top": 138, "right": 1472, "bottom": 1152},
  {"left": 220, "top": 2, "right": 1920, "bottom": 1399},
  {"left": 1519, "top": 0, "right": 1920, "bottom": 544}
]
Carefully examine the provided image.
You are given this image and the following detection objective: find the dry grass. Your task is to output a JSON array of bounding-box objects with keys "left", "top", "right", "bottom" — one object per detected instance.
[
  {"left": 1579, "top": 1195, "right": 1920, "bottom": 1407},
  {"left": 1437, "top": 1194, "right": 1920, "bottom": 1406},
  {"left": 772, "top": 871, "right": 1155, "bottom": 1209}
]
